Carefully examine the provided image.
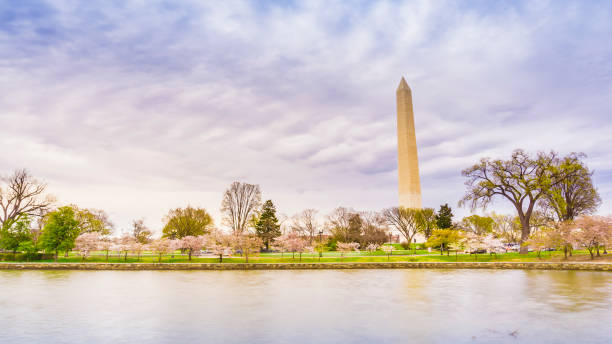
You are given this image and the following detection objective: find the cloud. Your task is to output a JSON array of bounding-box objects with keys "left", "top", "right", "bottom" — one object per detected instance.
[{"left": 1, "top": 0, "right": 612, "bottom": 231}]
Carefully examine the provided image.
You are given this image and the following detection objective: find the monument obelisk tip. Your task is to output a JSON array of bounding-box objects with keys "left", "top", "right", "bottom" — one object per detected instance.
[{"left": 397, "top": 77, "right": 410, "bottom": 91}]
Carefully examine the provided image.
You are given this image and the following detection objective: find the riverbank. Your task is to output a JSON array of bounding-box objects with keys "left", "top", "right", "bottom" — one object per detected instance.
[{"left": 1, "top": 261, "right": 611, "bottom": 271}]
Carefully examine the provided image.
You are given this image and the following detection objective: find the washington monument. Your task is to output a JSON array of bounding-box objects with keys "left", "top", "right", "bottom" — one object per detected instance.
[{"left": 396, "top": 77, "right": 422, "bottom": 209}]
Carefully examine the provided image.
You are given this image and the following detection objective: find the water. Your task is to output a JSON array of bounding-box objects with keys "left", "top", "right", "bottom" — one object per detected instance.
[{"left": 0, "top": 269, "right": 610, "bottom": 343}]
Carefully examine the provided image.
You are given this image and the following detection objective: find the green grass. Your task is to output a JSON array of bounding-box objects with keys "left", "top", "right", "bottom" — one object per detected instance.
[{"left": 2, "top": 249, "right": 602, "bottom": 264}]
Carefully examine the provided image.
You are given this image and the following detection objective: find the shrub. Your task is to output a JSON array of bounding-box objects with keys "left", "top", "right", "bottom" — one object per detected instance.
[
  {"left": 400, "top": 241, "right": 411, "bottom": 250},
  {"left": 326, "top": 238, "right": 338, "bottom": 251}
]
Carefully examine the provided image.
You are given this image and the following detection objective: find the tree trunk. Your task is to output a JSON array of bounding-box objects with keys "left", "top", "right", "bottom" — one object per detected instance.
[
  {"left": 563, "top": 245, "right": 568, "bottom": 260},
  {"left": 588, "top": 247, "right": 594, "bottom": 259},
  {"left": 106, "top": 250, "right": 109, "bottom": 262},
  {"left": 188, "top": 250, "right": 192, "bottom": 261},
  {"left": 219, "top": 254, "right": 223, "bottom": 263},
  {"left": 124, "top": 252, "right": 128, "bottom": 262},
  {"left": 596, "top": 244, "right": 600, "bottom": 257},
  {"left": 440, "top": 243, "right": 443, "bottom": 255},
  {"left": 158, "top": 253, "right": 162, "bottom": 262},
  {"left": 65, "top": 251, "right": 69, "bottom": 258},
  {"left": 54, "top": 250, "right": 58, "bottom": 262},
  {"left": 519, "top": 222, "right": 530, "bottom": 254}
]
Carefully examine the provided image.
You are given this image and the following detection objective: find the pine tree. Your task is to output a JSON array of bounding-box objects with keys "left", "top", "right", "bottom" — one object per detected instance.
[
  {"left": 255, "top": 200, "right": 281, "bottom": 251},
  {"left": 436, "top": 204, "right": 454, "bottom": 229}
]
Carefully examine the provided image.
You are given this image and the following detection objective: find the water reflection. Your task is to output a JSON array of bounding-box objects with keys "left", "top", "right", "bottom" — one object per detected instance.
[
  {"left": 524, "top": 270, "right": 611, "bottom": 312},
  {"left": 0, "top": 270, "right": 610, "bottom": 343}
]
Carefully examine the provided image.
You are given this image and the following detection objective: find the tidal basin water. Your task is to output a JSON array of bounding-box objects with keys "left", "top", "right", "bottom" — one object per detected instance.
[{"left": 1, "top": 269, "right": 611, "bottom": 343}]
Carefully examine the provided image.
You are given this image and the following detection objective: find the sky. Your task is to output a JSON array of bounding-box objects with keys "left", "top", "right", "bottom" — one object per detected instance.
[{"left": 1, "top": 0, "right": 611, "bottom": 234}]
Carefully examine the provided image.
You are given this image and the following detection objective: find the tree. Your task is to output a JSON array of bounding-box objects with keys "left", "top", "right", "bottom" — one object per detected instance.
[
  {"left": 0, "top": 215, "right": 33, "bottom": 255},
  {"left": 283, "top": 231, "right": 308, "bottom": 259},
  {"left": 418, "top": 208, "right": 437, "bottom": 239},
  {"left": 491, "top": 213, "right": 522, "bottom": 244},
  {"left": 116, "top": 234, "right": 135, "bottom": 261},
  {"left": 460, "top": 150, "right": 582, "bottom": 253},
  {"left": 162, "top": 206, "right": 213, "bottom": 239},
  {"left": 460, "top": 215, "right": 494, "bottom": 235},
  {"left": 336, "top": 242, "right": 360, "bottom": 259},
  {"left": 327, "top": 207, "right": 354, "bottom": 242},
  {"left": 72, "top": 206, "right": 114, "bottom": 235},
  {"left": 291, "top": 209, "right": 318, "bottom": 243},
  {"left": 381, "top": 244, "right": 394, "bottom": 260},
  {"left": 382, "top": 207, "right": 421, "bottom": 246},
  {"left": 221, "top": 182, "right": 262, "bottom": 234},
  {"left": 150, "top": 238, "right": 174, "bottom": 262},
  {"left": 574, "top": 216, "right": 611, "bottom": 259},
  {"left": 179, "top": 235, "right": 206, "bottom": 260},
  {"left": 208, "top": 231, "right": 233, "bottom": 262},
  {"left": 360, "top": 211, "right": 388, "bottom": 246},
  {"left": 436, "top": 204, "right": 453, "bottom": 229},
  {"left": 98, "top": 238, "right": 112, "bottom": 261},
  {"left": 232, "top": 234, "right": 262, "bottom": 263},
  {"left": 526, "top": 229, "right": 551, "bottom": 259},
  {"left": 132, "top": 219, "right": 153, "bottom": 244},
  {"left": 130, "top": 241, "right": 146, "bottom": 261},
  {"left": 462, "top": 232, "right": 485, "bottom": 260},
  {"left": 255, "top": 200, "right": 281, "bottom": 251},
  {"left": 426, "top": 229, "right": 464, "bottom": 256},
  {"left": 39, "top": 206, "right": 80, "bottom": 261},
  {"left": 540, "top": 153, "right": 601, "bottom": 221},
  {"left": 74, "top": 232, "right": 100, "bottom": 261},
  {"left": 0, "top": 169, "right": 53, "bottom": 229}
]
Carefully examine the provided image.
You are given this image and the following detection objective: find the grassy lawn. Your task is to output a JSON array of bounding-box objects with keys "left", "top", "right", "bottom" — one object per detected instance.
[{"left": 3, "top": 249, "right": 608, "bottom": 263}]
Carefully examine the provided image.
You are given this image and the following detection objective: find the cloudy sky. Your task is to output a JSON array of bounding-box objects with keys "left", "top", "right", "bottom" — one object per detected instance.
[{"left": 1, "top": 0, "right": 611, "bottom": 234}]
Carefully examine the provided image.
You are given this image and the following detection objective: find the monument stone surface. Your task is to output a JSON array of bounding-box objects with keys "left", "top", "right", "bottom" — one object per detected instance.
[{"left": 396, "top": 77, "right": 422, "bottom": 209}]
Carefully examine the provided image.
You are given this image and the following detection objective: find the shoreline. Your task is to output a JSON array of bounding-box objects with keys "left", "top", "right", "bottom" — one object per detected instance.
[{"left": 1, "top": 261, "right": 611, "bottom": 271}]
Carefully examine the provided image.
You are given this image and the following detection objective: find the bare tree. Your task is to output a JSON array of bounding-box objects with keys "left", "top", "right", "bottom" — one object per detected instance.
[
  {"left": 221, "top": 182, "right": 262, "bottom": 234},
  {"left": 326, "top": 207, "right": 353, "bottom": 241},
  {"left": 291, "top": 209, "right": 318, "bottom": 243},
  {"left": 0, "top": 169, "right": 53, "bottom": 229},
  {"left": 382, "top": 207, "right": 421, "bottom": 244}
]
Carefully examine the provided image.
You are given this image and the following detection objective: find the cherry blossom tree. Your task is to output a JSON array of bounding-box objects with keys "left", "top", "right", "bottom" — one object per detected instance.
[
  {"left": 462, "top": 232, "right": 485, "bottom": 260},
  {"left": 574, "top": 216, "right": 612, "bottom": 259},
  {"left": 74, "top": 232, "right": 100, "bottom": 261},
  {"left": 284, "top": 232, "right": 307, "bottom": 259},
  {"left": 208, "top": 230, "right": 233, "bottom": 262},
  {"left": 365, "top": 243, "right": 380, "bottom": 253},
  {"left": 381, "top": 244, "right": 394, "bottom": 260},
  {"left": 118, "top": 233, "right": 136, "bottom": 261},
  {"left": 180, "top": 235, "right": 206, "bottom": 260},
  {"left": 232, "top": 234, "right": 262, "bottom": 263},
  {"left": 98, "top": 238, "right": 112, "bottom": 261},
  {"left": 130, "top": 241, "right": 146, "bottom": 261},
  {"left": 150, "top": 238, "right": 173, "bottom": 262},
  {"left": 337, "top": 242, "right": 360, "bottom": 260}
]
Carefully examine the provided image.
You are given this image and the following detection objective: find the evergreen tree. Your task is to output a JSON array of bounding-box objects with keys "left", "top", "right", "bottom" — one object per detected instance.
[
  {"left": 39, "top": 206, "right": 80, "bottom": 261},
  {"left": 436, "top": 204, "right": 453, "bottom": 229},
  {"left": 255, "top": 200, "right": 281, "bottom": 251}
]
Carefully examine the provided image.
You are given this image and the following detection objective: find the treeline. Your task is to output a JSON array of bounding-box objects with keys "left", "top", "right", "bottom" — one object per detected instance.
[{"left": 1, "top": 149, "right": 610, "bottom": 261}]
